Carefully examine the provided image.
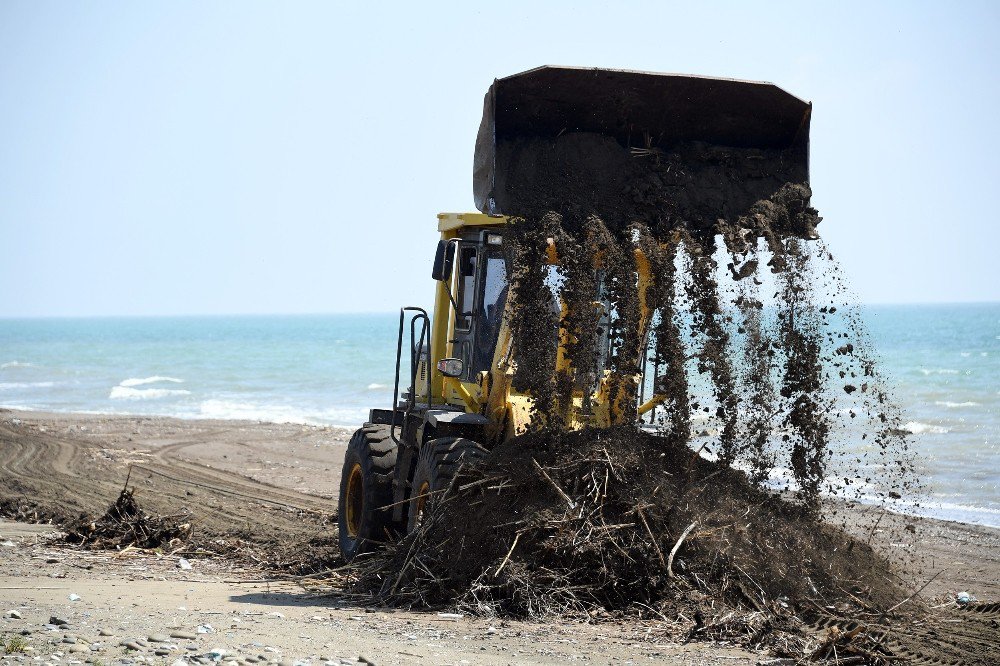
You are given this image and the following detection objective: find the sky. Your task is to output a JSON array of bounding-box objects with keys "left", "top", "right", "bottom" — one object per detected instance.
[{"left": 1, "top": 1, "right": 998, "bottom": 317}]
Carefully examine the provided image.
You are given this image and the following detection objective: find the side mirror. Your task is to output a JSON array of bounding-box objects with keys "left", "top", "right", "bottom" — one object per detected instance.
[
  {"left": 431, "top": 240, "right": 456, "bottom": 281},
  {"left": 436, "top": 357, "right": 464, "bottom": 378}
]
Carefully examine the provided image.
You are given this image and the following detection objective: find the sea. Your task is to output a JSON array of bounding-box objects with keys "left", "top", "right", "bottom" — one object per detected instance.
[{"left": 1, "top": 304, "right": 997, "bottom": 528}]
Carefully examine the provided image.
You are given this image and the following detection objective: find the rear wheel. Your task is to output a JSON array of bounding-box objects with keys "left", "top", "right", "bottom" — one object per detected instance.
[
  {"left": 338, "top": 424, "right": 399, "bottom": 562},
  {"left": 407, "top": 437, "right": 488, "bottom": 532}
]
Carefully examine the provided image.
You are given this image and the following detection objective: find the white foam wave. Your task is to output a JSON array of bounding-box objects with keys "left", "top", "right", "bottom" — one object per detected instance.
[
  {"left": 197, "top": 399, "right": 366, "bottom": 426},
  {"left": 934, "top": 401, "right": 980, "bottom": 408},
  {"left": 0, "top": 381, "right": 55, "bottom": 390},
  {"left": 0, "top": 361, "right": 33, "bottom": 369},
  {"left": 903, "top": 421, "right": 949, "bottom": 435},
  {"left": 919, "top": 368, "right": 959, "bottom": 375},
  {"left": 366, "top": 383, "right": 388, "bottom": 390},
  {"left": 120, "top": 376, "right": 184, "bottom": 387},
  {"left": 109, "top": 386, "right": 191, "bottom": 400}
]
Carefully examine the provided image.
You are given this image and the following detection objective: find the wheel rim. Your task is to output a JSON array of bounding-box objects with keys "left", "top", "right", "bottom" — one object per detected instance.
[
  {"left": 414, "top": 480, "right": 430, "bottom": 528},
  {"left": 345, "top": 462, "right": 364, "bottom": 538}
]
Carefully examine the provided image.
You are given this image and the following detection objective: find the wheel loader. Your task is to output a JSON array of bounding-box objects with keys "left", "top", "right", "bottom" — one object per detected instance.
[{"left": 338, "top": 65, "right": 812, "bottom": 561}]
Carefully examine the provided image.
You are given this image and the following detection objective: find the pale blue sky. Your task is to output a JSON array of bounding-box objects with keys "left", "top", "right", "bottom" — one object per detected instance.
[{"left": 1, "top": 1, "right": 997, "bottom": 317}]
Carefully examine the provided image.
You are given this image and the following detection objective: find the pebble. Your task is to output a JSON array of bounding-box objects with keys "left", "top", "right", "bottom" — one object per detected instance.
[
  {"left": 66, "top": 646, "right": 88, "bottom": 655},
  {"left": 148, "top": 634, "right": 171, "bottom": 643},
  {"left": 5, "top": 610, "right": 22, "bottom": 619},
  {"left": 170, "top": 631, "right": 198, "bottom": 640},
  {"left": 124, "top": 643, "right": 142, "bottom": 651},
  {"left": 48, "top": 617, "right": 68, "bottom": 627},
  {"left": 154, "top": 649, "right": 172, "bottom": 656},
  {"left": 98, "top": 629, "right": 114, "bottom": 637}
]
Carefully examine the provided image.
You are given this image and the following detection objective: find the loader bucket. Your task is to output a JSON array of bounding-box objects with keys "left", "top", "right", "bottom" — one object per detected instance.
[{"left": 473, "top": 65, "right": 812, "bottom": 216}]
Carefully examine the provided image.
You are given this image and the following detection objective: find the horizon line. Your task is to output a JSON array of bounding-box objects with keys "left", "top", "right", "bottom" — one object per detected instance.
[{"left": 2, "top": 300, "right": 1000, "bottom": 321}]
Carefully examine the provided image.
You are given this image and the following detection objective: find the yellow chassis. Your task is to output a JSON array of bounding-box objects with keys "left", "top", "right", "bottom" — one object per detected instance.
[{"left": 421, "top": 212, "right": 668, "bottom": 444}]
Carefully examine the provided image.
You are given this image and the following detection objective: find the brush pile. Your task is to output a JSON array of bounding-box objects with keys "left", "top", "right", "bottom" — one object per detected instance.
[
  {"left": 353, "top": 428, "right": 905, "bottom": 623},
  {"left": 65, "top": 487, "right": 191, "bottom": 550}
]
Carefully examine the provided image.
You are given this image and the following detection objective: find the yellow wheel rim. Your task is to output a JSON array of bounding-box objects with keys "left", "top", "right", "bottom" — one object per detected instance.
[
  {"left": 345, "top": 462, "right": 364, "bottom": 538},
  {"left": 414, "top": 480, "right": 430, "bottom": 527}
]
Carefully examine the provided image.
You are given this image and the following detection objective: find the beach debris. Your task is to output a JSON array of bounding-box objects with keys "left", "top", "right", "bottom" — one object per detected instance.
[
  {"left": 177, "top": 557, "right": 193, "bottom": 570},
  {"left": 196, "top": 624, "right": 215, "bottom": 634},
  {"left": 4, "top": 610, "right": 22, "bottom": 619},
  {"left": 64, "top": 487, "right": 191, "bottom": 550},
  {"left": 67, "top": 593, "right": 80, "bottom": 602},
  {"left": 351, "top": 428, "right": 908, "bottom": 628}
]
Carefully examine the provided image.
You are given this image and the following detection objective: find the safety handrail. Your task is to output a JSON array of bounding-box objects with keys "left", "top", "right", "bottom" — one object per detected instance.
[{"left": 391, "top": 307, "right": 431, "bottom": 446}]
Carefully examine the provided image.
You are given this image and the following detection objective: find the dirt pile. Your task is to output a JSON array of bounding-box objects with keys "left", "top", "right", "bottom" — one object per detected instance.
[
  {"left": 354, "top": 428, "right": 908, "bottom": 650},
  {"left": 65, "top": 487, "right": 191, "bottom": 550}
]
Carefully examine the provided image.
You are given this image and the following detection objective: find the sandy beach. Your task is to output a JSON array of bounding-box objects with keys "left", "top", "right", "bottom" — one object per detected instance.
[{"left": 1, "top": 409, "right": 998, "bottom": 665}]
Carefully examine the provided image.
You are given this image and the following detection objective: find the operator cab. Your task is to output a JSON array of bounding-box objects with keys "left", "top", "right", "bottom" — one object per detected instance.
[{"left": 433, "top": 228, "right": 507, "bottom": 383}]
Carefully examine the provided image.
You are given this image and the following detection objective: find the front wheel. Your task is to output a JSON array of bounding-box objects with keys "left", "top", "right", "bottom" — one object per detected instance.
[
  {"left": 337, "top": 424, "right": 399, "bottom": 562},
  {"left": 407, "top": 437, "right": 488, "bottom": 532}
]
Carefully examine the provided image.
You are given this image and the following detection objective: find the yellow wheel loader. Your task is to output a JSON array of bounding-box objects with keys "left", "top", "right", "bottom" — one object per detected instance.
[{"left": 337, "top": 66, "right": 812, "bottom": 561}]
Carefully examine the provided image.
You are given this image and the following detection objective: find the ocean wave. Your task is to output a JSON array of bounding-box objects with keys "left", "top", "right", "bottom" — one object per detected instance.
[
  {"left": 0, "top": 361, "right": 33, "bottom": 369},
  {"left": 109, "top": 386, "right": 191, "bottom": 400},
  {"left": 919, "top": 368, "right": 959, "bottom": 375},
  {"left": 120, "top": 376, "right": 184, "bottom": 387},
  {"left": 366, "top": 383, "right": 388, "bottom": 390},
  {"left": 934, "top": 401, "right": 980, "bottom": 408},
  {"left": 903, "top": 421, "right": 950, "bottom": 435},
  {"left": 197, "top": 399, "right": 366, "bottom": 426},
  {"left": 0, "top": 381, "right": 55, "bottom": 390}
]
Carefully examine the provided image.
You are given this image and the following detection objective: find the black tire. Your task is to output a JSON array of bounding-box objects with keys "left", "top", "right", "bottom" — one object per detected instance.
[
  {"left": 337, "top": 424, "right": 399, "bottom": 562},
  {"left": 406, "top": 437, "right": 488, "bottom": 532}
]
